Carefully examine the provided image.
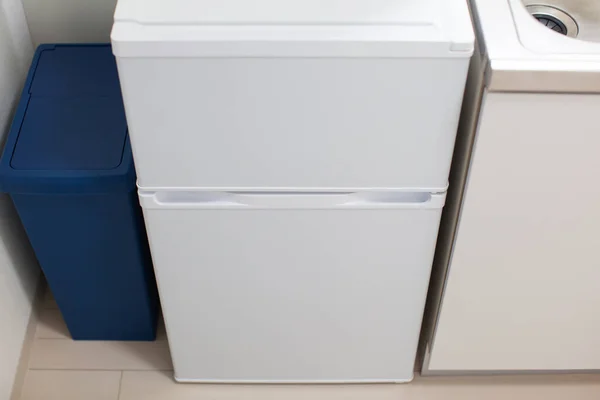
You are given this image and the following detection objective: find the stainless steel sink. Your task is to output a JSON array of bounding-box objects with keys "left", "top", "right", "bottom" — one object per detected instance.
[{"left": 522, "top": 0, "right": 600, "bottom": 42}]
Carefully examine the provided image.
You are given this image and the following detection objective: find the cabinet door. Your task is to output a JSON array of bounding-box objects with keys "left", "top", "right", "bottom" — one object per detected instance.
[{"left": 428, "top": 92, "right": 600, "bottom": 371}]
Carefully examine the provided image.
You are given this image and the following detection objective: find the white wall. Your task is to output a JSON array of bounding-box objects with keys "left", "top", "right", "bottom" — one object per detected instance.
[
  {"left": 0, "top": 1, "right": 40, "bottom": 399},
  {"left": 20, "top": 0, "right": 117, "bottom": 46}
]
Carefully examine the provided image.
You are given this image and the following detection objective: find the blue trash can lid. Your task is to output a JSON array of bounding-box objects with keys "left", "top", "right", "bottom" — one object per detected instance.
[{"left": 0, "top": 44, "right": 136, "bottom": 194}]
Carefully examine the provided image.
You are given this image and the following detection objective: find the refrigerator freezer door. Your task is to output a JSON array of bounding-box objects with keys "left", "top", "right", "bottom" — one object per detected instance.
[
  {"left": 114, "top": 56, "right": 469, "bottom": 191},
  {"left": 140, "top": 191, "right": 445, "bottom": 382},
  {"left": 112, "top": 0, "right": 473, "bottom": 191}
]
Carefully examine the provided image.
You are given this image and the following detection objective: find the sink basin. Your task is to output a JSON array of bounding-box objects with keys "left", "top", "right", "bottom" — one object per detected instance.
[
  {"left": 504, "top": 0, "right": 600, "bottom": 54},
  {"left": 522, "top": 0, "right": 600, "bottom": 42},
  {"left": 463, "top": 0, "right": 600, "bottom": 93}
]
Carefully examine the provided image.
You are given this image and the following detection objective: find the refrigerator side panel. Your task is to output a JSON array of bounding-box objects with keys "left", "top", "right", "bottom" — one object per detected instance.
[{"left": 420, "top": 44, "right": 487, "bottom": 373}]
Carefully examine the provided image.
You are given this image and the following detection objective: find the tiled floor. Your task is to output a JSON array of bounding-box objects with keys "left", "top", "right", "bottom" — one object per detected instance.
[{"left": 18, "top": 289, "right": 600, "bottom": 400}]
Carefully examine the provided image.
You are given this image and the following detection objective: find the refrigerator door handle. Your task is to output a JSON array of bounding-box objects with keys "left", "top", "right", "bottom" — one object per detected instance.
[
  {"left": 140, "top": 191, "right": 446, "bottom": 209},
  {"left": 343, "top": 192, "right": 432, "bottom": 206},
  {"left": 228, "top": 192, "right": 355, "bottom": 208}
]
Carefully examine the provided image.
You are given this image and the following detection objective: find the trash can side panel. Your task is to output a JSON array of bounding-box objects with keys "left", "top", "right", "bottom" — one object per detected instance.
[{"left": 12, "top": 192, "right": 158, "bottom": 341}]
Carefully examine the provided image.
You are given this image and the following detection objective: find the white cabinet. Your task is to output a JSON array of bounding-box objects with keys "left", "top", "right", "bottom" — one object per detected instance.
[{"left": 427, "top": 92, "right": 600, "bottom": 371}]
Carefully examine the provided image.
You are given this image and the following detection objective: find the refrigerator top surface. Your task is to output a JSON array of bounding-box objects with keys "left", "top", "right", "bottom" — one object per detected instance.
[
  {"left": 111, "top": 0, "right": 473, "bottom": 58},
  {"left": 115, "top": 0, "right": 434, "bottom": 25}
]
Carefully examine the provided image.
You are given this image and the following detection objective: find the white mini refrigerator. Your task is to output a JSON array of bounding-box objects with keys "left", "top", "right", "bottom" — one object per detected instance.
[{"left": 112, "top": 0, "right": 474, "bottom": 383}]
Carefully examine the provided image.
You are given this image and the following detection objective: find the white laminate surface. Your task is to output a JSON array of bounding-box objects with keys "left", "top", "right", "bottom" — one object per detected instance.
[{"left": 428, "top": 92, "right": 600, "bottom": 371}]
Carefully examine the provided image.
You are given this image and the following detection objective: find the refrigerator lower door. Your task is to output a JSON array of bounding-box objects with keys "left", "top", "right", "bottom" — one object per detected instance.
[{"left": 139, "top": 190, "right": 446, "bottom": 383}]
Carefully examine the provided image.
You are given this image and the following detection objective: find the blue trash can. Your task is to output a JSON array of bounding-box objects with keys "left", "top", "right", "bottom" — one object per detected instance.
[{"left": 0, "top": 44, "right": 159, "bottom": 341}]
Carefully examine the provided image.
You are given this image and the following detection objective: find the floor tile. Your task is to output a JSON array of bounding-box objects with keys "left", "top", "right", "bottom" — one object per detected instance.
[
  {"left": 119, "top": 371, "right": 400, "bottom": 400},
  {"left": 35, "top": 308, "right": 70, "bottom": 339},
  {"left": 28, "top": 339, "right": 172, "bottom": 371},
  {"left": 119, "top": 371, "right": 600, "bottom": 400},
  {"left": 20, "top": 370, "right": 121, "bottom": 400}
]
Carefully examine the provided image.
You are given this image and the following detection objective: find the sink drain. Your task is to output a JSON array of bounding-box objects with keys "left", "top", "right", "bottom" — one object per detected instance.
[
  {"left": 534, "top": 14, "right": 568, "bottom": 35},
  {"left": 526, "top": 4, "right": 578, "bottom": 38}
]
